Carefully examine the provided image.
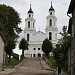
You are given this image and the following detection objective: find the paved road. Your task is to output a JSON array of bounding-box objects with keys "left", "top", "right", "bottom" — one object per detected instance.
[{"left": 7, "top": 57, "right": 55, "bottom": 75}]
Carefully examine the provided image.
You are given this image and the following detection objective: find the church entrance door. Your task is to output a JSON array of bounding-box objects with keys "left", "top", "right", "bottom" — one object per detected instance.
[
  {"left": 33, "top": 54, "right": 35, "bottom": 57},
  {"left": 38, "top": 53, "right": 41, "bottom": 57}
]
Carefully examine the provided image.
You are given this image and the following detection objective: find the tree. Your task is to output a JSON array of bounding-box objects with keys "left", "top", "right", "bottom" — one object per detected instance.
[
  {"left": 19, "top": 38, "right": 28, "bottom": 58},
  {"left": 0, "top": 4, "right": 22, "bottom": 63},
  {"left": 53, "top": 44, "right": 61, "bottom": 65},
  {"left": 5, "top": 40, "right": 16, "bottom": 63},
  {"left": 42, "top": 38, "right": 53, "bottom": 57},
  {"left": 53, "top": 26, "right": 71, "bottom": 70}
]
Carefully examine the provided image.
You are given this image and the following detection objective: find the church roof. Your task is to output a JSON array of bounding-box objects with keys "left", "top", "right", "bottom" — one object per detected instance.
[
  {"left": 49, "top": 1, "right": 55, "bottom": 11},
  {"left": 28, "top": 4, "right": 33, "bottom": 13},
  {"left": 33, "top": 30, "right": 45, "bottom": 35},
  {"left": 68, "top": 18, "right": 72, "bottom": 33},
  {"left": 67, "top": 0, "right": 75, "bottom": 14}
]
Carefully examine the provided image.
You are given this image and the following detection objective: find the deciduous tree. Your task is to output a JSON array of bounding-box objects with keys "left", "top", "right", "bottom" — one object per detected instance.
[
  {"left": 0, "top": 4, "right": 22, "bottom": 63},
  {"left": 42, "top": 38, "right": 53, "bottom": 57},
  {"left": 19, "top": 38, "right": 28, "bottom": 58}
]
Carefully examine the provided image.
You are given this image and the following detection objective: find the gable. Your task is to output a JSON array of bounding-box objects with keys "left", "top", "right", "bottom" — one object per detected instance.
[
  {"left": 32, "top": 31, "right": 46, "bottom": 42},
  {"left": 33, "top": 31, "right": 45, "bottom": 35}
]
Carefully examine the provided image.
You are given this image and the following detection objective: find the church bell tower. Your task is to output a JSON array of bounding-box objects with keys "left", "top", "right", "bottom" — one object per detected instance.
[
  {"left": 45, "top": 2, "right": 58, "bottom": 46},
  {"left": 24, "top": 4, "right": 36, "bottom": 41}
]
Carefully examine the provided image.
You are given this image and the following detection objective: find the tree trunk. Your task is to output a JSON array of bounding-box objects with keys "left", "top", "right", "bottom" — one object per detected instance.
[
  {"left": 45, "top": 53, "right": 49, "bottom": 58},
  {"left": 8, "top": 54, "right": 11, "bottom": 64},
  {"left": 22, "top": 49, "right": 24, "bottom": 58}
]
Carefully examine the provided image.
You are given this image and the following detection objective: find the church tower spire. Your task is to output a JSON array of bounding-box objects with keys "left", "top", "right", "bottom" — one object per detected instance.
[
  {"left": 28, "top": 4, "right": 33, "bottom": 13},
  {"left": 51, "top": 1, "right": 52, "bottom": 6},
  {"left": 49, "top": 1, "right": 55, "bottom": 11}
]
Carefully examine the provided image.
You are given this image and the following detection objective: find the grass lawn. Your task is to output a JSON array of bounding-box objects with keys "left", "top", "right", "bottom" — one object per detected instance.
[
  {"left": 48, "top": 56, "right": 57, "bottom": 69},
  {"left": 5, "top": 57, "right": 20, "bottom": 67},
  {"left": 10, "top": 58, "right": 20, "bottom": 66}
]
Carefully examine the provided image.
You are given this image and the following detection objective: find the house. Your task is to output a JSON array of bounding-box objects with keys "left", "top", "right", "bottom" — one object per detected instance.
[
  {"left": 67, "top": 0, "right": 75, "bottom": 75},
  {"left": 24, "top": 2, "right": 58, "bottom": 57},
  {"left": 0, "top": 33, "right": 6, "bottom": 71}
]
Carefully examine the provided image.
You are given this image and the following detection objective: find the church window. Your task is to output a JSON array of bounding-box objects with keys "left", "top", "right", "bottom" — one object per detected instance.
[
  {"left": 38, "top": 48, "right": 40, "bottom": 50},
  {"left": 49, "top": 32, "right": 52, "bottom": 40},
  {"left": 29, "top": 14, "right": 31, "bottom": 17},
  {"left": 50, "top": 12, "right": 52, "bottom": 15},
  {"left": 28, "top": 21, "right": 30, "bottom": 28},
  {"left": 33, "top": 48, "right": 36, "bottom": 50},
  {"left": 50, "top": 19, "right": 52, "bottom": 26},
  {"left": 27, "top": 34, "right": 29, "bottom": 41}
]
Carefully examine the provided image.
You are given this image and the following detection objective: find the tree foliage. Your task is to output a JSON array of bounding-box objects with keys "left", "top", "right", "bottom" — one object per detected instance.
[
  {"left": 53, "top": 26, "right": 71, "bottom": 70},
  {"left": 0, "top": 4, "right": 22, "bottom": 41},
  {"left": 42, "top": 38, "right": 53, "bottom": 56},
  {"left": 5, "top": 40, "right": 16, "bottom": 63},
  {"left": 0, "top": 4, "right": 22, "bottom": 63},
  {"left": 19, "top": 38, "right": 28, "bottom": 58}
]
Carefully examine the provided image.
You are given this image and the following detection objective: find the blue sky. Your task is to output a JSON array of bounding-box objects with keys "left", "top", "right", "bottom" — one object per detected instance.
[{"left": 0, "top": 0, "right": 71, "bottom": 38}]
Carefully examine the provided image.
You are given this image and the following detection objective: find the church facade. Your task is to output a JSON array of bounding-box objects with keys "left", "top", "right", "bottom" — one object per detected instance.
[{"left": 24, "top": 3, "right": 58, "bottom": 57}]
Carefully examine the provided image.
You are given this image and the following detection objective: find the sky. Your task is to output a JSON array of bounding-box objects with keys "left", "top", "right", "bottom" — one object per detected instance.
[
  {"left": 0, "top": 0, "right": 71, "bottom": 36},
  {"left": 0, "top": 0, "right": 71, "bottom": 54}
]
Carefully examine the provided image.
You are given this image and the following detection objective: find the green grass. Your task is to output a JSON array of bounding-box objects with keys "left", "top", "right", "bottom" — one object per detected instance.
[
  {"left": 48, "top": 56, "right": 57, "bottom": 69},
  {"left": 10, "top": 58, "right": 20, "bottom": 66},
  {"left": 5, "top": 57, "right": 20, "bottom": 67}
]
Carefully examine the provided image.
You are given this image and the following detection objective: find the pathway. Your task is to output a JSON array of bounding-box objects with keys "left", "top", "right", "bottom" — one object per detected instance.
[{"left": 0, "top": 57, "right": 55, "bottom": 75}]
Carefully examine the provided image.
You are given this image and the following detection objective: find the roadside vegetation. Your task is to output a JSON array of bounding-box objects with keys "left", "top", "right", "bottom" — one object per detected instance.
[
  {"left": 5, "top": 58, "right": 20, "bottom": 68},
  {"left": 5, "top": 52, "right": 26, "bottom": 67},
  {"left": 48, "top": 56, "right": 57, "bottom": 69}
]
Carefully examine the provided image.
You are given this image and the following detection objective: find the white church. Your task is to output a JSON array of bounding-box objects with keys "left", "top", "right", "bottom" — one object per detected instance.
[{"left": 24, "top": 2, "right": 58, "bottom": 57}]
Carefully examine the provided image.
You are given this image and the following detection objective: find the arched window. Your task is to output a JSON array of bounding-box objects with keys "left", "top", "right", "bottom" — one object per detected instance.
[
  {"left": 49, "top": 32, "right": 52, "bottom": 40},
  {"left": 28, "top": 21, "right": 30, "bottom": 28},
  {"left": 50, "top": 19, "right": 52, "bottom": 26},
  {"left": 27, "top": 34, "right": 29, "bottom": 41}
]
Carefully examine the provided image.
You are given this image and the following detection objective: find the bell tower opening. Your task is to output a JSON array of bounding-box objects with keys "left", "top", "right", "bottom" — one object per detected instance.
[
  {"left": 50, "top": 19, "right": 52, "bottom": 26},
  {"left": 28, "top": 21, "right": 30, "bottom": 28}
]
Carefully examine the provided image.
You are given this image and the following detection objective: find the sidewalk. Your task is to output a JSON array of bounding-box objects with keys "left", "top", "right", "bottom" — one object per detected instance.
[
  {"left": 0, "top": 58, "right": 25, "bottom": 75},
  {"left": 0, "top": 68, "right": 15, "bottom": 75}
]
